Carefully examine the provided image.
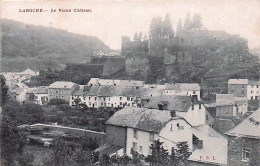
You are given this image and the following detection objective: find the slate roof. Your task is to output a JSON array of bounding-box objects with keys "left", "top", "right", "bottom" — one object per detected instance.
[
  {"left": 105, "top": 107, "right": 182, "bottom": 133},
  {"left": 27, "top": 86, "right": 48, "bottom": 94},
  {"left": 165, "top": 83, "right": 200, "bottom": 91},
  {"left": 228, "top": 79, "right": 248, "bottom": 85},
  {"left": 188, "top": 124, "right": 228, "bottom": 165},
  {"left": 93, "top": 143, "right": 123, "bottom": 156},
  {"left": 144, "top": 95, "right": 193, "bottom": 112},
  {"left": 49, "top": 81, "right": 76, "bottom": 89},
  {"left": 225, "top": 108, "right": 260, "bottom": 139}
]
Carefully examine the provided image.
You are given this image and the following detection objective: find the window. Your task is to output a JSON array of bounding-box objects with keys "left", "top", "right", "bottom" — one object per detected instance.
[
  {"left": 256, "top": 96, "right": 258, "bottom": 100},
  {"left": 257, "top": 85, "right": 259, "bottom": 88},
  {"left": 242, "top": 149, "right": 250, "bottom": 161},
  {"left": 89, "top": 102, "right": 91, "bottom": 106},
  {"left": 83, "top": 97, "right": 86, "bottom": 100},
  {"left": 61, "top": 96, "right": 64, "bottom": 99},
  {"left": 127, "top": 97, "right": 130, "bottom": 101},
  {"left": 199, "top": 104, "right": 201, "bottom": 109},
  {"left": 89, "top": 97, "right": 91, "bottom": 100},
  {"left": 192, "top": 105, "right": 194, "bottom": 110},
  {"left": 131, "top": 97, "right": 133, "bottom": 101},
  {"left": 149, "top": 133, "right": 154, "bottom": 142},
  {"left": 177, "top": 123, "right": 180, "bottom": 127},
  {"left": 120, "top": 97, "right": 123, "bottom": 100},
  {"left": 251, "top": 96, "right": 254, "bottom": 100},
  {"left": 95, "top": 97, "right": 97, "bottom": 101},
  {"left": 108, "top": 98, "right": 110, "bottom": 101},
  {"left": 56, "top": 90, "right": 58, "bottom": 93},
  {"left": 139, "top": 146, "right": 143, "bottom": 153},
  {"left": 133, "top": 129, "right": 138, "bottom": 139},
  {"left": 72, "top": 97, "right": 74, "bottom": 100},
  {"left": 193, "top": 91, "right": 196, "bottom": 94},
  {"left": 120, "top": 102, "right": 122, "bottom": 106},
  {"left": 132, "top": 142, "right": 137, "bottom": 151},
  {"left": 251, "top": 91, "right": 253, "bottom": 94}
]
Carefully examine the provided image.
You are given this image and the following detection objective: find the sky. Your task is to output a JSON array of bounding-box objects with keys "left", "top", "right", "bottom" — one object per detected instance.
[{"left": 1, "top": 0, "right": 260, "bottom": 49}]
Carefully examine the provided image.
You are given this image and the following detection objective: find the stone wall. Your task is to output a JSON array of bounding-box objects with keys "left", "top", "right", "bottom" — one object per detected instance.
[
  {"left": 227, "top": 136, "right": 260, "bottom": 166},
  {"left": 105, "top": 125, "right": 127, "bottom": 150}
]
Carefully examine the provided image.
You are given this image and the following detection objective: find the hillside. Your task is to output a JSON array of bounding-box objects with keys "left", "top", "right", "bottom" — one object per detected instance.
[{"left": 1, "top": 19, "right": 110, "bottom": 72}]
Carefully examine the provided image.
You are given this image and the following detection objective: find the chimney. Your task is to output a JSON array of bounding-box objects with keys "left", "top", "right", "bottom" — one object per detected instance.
[{"left": 170, "top": 110, "right": 176, "bottom": 117}]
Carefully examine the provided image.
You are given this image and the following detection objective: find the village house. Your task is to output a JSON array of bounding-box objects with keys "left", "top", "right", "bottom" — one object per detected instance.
[
  {"left": 228, "top": 79, "right": 260, "bottom": 100},
  {"left": 26, "top": 86, "right": 49, "bottom": 105},
  {"left": 2, "top": 68, "right": 39, "bottom": 83},
  {"left": 97, "top": 107, "right": 227, "bottom": 166},
  {"left": 48, "top": 81, "right": 79, "bottom": 103},
  {"left": 225, "top": 108, "right": 260, "bottom": 166},
  {"left": 70, "top": 86, "right": 140, "bottom": 108},
  {"left": 143, "top": 95, "right": 214, "bottom": 127},
  {"left": 163, "top": 83, "right": 201, "bottom": 100},
  {"left": 88, "top": 78, "right": 144, "bottom": 88},
  {"left": 208, "top": 94, "right": 248, "bottom": 118}
]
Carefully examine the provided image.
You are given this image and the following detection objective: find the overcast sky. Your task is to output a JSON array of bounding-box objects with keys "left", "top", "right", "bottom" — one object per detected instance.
[{"left": 1, "top": 0, "right": 260, "bottom": 49}]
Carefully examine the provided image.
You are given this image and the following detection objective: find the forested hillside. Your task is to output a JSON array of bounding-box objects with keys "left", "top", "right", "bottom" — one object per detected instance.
[{"left": 1, "top": 19, "right": 110, "bottom": 72}]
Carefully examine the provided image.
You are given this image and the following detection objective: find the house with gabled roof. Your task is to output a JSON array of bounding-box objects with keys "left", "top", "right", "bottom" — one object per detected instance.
[
  {"left": 98, "top": 107, "right": 227, "bottom": 166},
  {"left": 103, "top": 107, "right": 192, "bottom": 157},
  {"left": 228, "top": 79, "right": 260, "bottom": 100},
  {"left": 48, "top": 81, "right": 79, "bottom": 103},
  {"left": 163, "top": 83, "right": 201, "bottom": 100},
  {"left": 26, "top": 86, "right": 48, "bottom": 105},
  {"left": 143, "top": 95, "right": 214, "bottom": 127},
  {"left": 225, "top": 108, "right": 260, "bottom": 166}
]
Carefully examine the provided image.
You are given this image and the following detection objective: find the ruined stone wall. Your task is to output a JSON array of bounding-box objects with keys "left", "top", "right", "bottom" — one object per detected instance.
[{"left": 125, "top": 52, "right": 150, "bottom": 77}]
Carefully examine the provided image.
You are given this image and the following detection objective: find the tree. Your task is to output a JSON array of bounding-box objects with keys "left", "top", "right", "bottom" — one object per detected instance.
[
  {"left": 184, "top": 13, "right": 192, "bottom": 29},
  {"left": 162, "top": 13, "right": 174, "bottom": 38},
  {"left": 176, "top": 141, "right": 192, "bottom": 165},
  {"left": 133, "top": 32, "right": 139, "bottom": 41},
  {"left": 149, "top": 17, "right": 163, "bottom": 39},
  {"left": 28, "top": 93, "right": 36, "bottom": 101},
  {"left": 170, "top": 147, "right": 178, "bottom": 166},
  {"left": 23, "top": 103, "right": 44, "bottom": 124},
  {"left": 192, "top": 14, "right": 202, "bottom": 30},
  {"left": 138, "top": 32, "right": 143, "bottom": 41},
  {"left": 146, "top": 140, "right": 170, "bottom": 166},
  {"left": 176, "top": 18, "right": 183, "bottom": 35},
  {"left": 49, "top": 98, "right": 67, "bottom": 107},
  {"left": 48, "top": 137, "right": 74, "bottom": 166},
  {"left": 1, "top": 115, "right": 28, "bottom": 165},
  {"left": 0, "top": 74, "right": 9, "bottom": 106},
  {"left": 74, "top": 97, "right": 81, "bottom": 106}
]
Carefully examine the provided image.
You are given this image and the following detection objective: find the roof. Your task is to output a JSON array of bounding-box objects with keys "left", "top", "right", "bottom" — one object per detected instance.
[
  {"left": 93, "top": 143, "right": 123, "bottom": 156},
  {"left": 225, "top": 108, "right": 260, "bottom": 139},
  {"left": 216, "top": 94, "right": 235, "bottom": 106},
  {"left": 105, "top": 107, "right": 182, "bottom": 133},
  {"left": 228, "top": 79, "right": 248, "bottom": 85},
  {"left": 84, "top": 86, "right": 145, "bottom": 97},
  {"left": 27, "top": 86, "right": 48, "bottom": 94},
  {"left": 188, "top": 124, "right": 228, "bottom": 165},
  {"left": 248, "top": 80, "right": 260, "bottom": 85},
  {"left": 88, "top": 78, "right": 144, "bottom": 87},
  {"left": 49, "top": 81, "right": 76, "bottom": 89},
  {"left": 144, "top": 95, "right": 194, "bottom": 112},
  {"left": 165, "top": 83, "right": 200, "bottom": 91}
]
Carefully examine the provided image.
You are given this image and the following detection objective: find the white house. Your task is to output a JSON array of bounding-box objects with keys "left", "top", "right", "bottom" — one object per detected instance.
[
  {"left": 163, "top": 83, "right": 201, "bottom": 100},
  {"left": 26, "top": 86, "right": 49, "bottom": 105},
  {"left": 70, "top": 86, "right": 139, "bottom": 108},
  {"left": 105, "top": 107, "right": 192, "bottom": 157},
  {"left": 228, "top": 79, "right": 260, "bottom": 100},
  {"left": 103, "top": 107, "right": 227, "bottom": 166}
]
